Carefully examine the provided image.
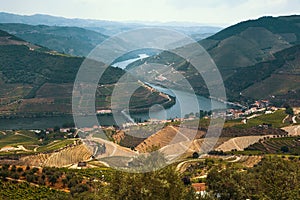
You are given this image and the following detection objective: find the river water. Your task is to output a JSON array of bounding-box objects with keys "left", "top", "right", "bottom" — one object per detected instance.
[
  {"left": 131, "top": 83, "right": 226, "bottom": 121},
  {"left": 0, "top": 54, "right": 228, "bottom": 130}
]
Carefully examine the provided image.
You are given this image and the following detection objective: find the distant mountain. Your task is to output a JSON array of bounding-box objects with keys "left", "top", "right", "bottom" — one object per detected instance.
[
  {"left": 0, "top": 12, "right": 129, "bottom": 36},
  {"left": 0, "top": 23, "right": 108, "bottom": 56},
  {"left": 0, "top": 12, "right": 221, "bottom": 39}
]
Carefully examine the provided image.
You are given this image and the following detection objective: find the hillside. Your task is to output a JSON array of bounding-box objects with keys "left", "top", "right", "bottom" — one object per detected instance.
[
  {"left": 21, "top": 144, "right": 92, "bottom": 167},
  {"left": 201, "top": 15, "right": 300, "bottom": 69},
  {"left": 225, "top": 44, "right": 300, "bottom": 103},
  {"left": 0, "top": 23, "right": 108, "bottom": 56},
  {"left": 245, "top": 136, "right": 300, "bottom": 155},
  {"left": 128, "top": 15, "right": 300, "bottom": 104},
  {"left": 202, "top": 16, "right": 300, "bottom": 102},
  {"left": 0, "top": 30, "right": 174, "bottom": 118}
]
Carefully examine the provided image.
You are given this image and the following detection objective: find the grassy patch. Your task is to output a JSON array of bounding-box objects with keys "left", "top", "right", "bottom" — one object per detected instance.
[
  {"left": 0, "top": 133, "right": 40, "bottom": 148},
  {"left": 36, "top": 139, "right": 76, "bottom": 152},
  {"left": 235, "top": 110, "right": 288, "bottom": 129}
]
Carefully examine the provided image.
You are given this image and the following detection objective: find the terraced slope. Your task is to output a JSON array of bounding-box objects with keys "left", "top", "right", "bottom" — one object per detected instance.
[
  {"left": 282, "top": 125, "right": 300, "bottom": 136},
  {"left": 135, "top": 126, "right": 206, "bottom": 153},
  {"left": 215, "top": 135, "right": 274, "bottom": 152},
  {"left": 21, "top": 144, "right": 92, "bottom": 167},
  {"left": 246, "top": 136, "right": 300, "bottom": 154}
]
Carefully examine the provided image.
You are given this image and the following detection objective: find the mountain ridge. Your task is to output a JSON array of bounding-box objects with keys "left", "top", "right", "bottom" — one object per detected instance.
[
  {"left": 0, "top": 23, "right": 108, "bottom": 56},
  {"left": 0, "top": 12, "right": 221, "bottom": 38}
]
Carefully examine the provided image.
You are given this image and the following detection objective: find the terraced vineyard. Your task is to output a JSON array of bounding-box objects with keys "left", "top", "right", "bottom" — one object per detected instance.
[
  {"left": 246, "top": 136, "right": 300, "bottom": 154},
  {"left": 0, "top": 130, "right": 78, "bottom": 156},
  {"left": 215, "top": 135, "right": 274, "bottom": 152},
  {"left": 21, "top": 144, "right": 92, "bottom": 167}
]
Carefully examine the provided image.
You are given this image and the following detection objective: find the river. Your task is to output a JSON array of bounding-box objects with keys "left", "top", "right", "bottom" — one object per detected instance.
[
  {"left": 131, "top": 83, "right": 226, "bottom": 121},
  {"left": 0, "top": 54, "right": 228, "bottom": 129}
]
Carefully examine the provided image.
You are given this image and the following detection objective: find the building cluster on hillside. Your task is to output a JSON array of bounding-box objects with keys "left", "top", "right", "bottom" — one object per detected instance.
[
  {"left": 225, "top": 100, "right": 278, "bottom": 120},
  {"left": 122, "top": 118, "right": 183, "bottom": 129}
]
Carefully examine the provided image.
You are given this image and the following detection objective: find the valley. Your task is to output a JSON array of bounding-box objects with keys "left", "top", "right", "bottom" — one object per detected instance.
[
  {"left": 0, "top": 9, "right": 299, "bottom": 200},
  {"left": 0, "top": 30, "right": 176, "bottom": 120}
]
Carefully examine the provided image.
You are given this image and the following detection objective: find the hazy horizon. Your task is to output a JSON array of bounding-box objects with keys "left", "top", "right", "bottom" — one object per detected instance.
[{"left": 0, "top": 0, "right": 299, "bottom": 27}]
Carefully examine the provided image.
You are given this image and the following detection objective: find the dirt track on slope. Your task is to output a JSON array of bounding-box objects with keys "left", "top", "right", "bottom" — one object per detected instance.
[
  {"left": 215, "top": 135, "right": 274, "bottom": 152},
  {"left": 282, "top": 125, "right": 300, "bottom": 136}
]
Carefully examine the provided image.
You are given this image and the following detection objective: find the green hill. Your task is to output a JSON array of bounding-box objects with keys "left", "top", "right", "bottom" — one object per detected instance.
[
  {"left": 0, "top": 23, "right": 108, "bottom": 56},
  {"left": 201, "top": 15, "right": 300, "bottom": 69},
  {"left": 127, "top": 15, "right": 300, "bottom": 105},
  {"left": 225, "top": 45, "right": 300, "bottom": 104},
  {"left": 0, "top": 30, "right": 173, "bottom": 118}
]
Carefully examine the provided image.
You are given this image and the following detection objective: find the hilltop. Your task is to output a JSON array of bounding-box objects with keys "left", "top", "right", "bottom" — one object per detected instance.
[{"left": 0, "top": 23, "right": 108, "bottom": 56}]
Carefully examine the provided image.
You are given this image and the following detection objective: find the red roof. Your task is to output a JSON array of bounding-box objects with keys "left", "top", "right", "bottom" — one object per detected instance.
[{"left": 192, "top": 183, "right": 206, "bottom": 192}]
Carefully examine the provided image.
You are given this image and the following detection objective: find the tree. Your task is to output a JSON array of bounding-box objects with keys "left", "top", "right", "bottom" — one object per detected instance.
[
  {"left": 49, "top": 175, "right": 58, "bottom": 186},
  {"left": 54, "top": 126, "right": 60, "bottom": 132},
  {"left": 10, "top": 165, "right": 16, "bottom": 172},
  {"left": 70, "top": 184, "right": 89, "bottom": 196},
  {"left": 2, "top": 164, "right": 10, "bottom": 171},
  {"left": 11, "top": 173, "right": 19, "bottom": 180},
  {"left": 281, "top": 146, "right": 289, "bottom": 153},
  {"left": 285, "top": 105, "right": 294, "bottom": 115},
  {"left": 0, "top": 170, "right": 8, "bottom": 181},
  {"left": 103, "top": 162, "right": 195, "bottom": 200},
  {"left": 62, "top": 178, "right": 68, "bottom": 187},
  {"left": 206, "top": 157, "right": 300, "bottom": 199},
  {"left": 182, "top": 176, "right": 191, "bottom": 185},
  {"left": 26, "top": 174, "right": 35, "bottom": 182},
  {"left": 17, "top": 167, "right": 23, "bottom": 173},
  {"left": 31, "top": 167, "right": 39, "bottom": 174},
  {"left": 192, "top": 152, "right": 199, "bottom": 158}
]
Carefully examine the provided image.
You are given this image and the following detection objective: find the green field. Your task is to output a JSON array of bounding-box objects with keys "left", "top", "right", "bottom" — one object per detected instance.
[
  {"left": 235, "top": 110, "right": 288, "bottom": 129},
  {"left": 36, "top": 139, "right": 76, "bottom": 153},
  {"left": 168, "top": 110, "right": 288, "bottom": 130},
  {"left": 0, "top": 130, "right": 78, "bottom": 155},
  {"left": 0, "top": 131, "right": 39, "bottom": 149}
]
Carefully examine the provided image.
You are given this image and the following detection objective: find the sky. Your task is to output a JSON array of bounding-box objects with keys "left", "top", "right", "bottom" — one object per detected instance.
[{"left": 0, "top": 0, "right": 299, "bottom": 26}]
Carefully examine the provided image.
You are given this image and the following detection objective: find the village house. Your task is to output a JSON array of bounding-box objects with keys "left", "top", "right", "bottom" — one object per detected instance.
[{"left": 192, "top": 183, "right": 206, "bottom": 196}]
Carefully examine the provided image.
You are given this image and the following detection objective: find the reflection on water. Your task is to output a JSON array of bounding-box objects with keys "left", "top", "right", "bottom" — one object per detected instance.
[
  {"left": 0, "top": 115, "right": 117, "bottom": 130},
  {"left": 131, "top": 83, "right": 227, "bottom": 121}
]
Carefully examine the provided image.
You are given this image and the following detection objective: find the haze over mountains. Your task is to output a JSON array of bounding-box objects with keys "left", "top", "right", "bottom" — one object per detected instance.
[{"left": 0, "top": 12, "right": 221, "bottom": 39}]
